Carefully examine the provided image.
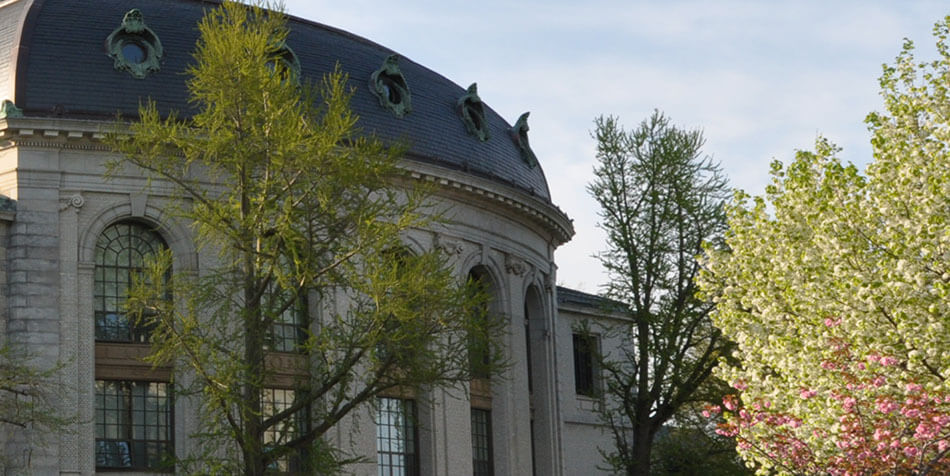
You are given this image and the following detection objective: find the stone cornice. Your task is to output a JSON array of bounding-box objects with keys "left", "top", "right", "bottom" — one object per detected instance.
[
  {"left": 401, "top": 160, "right": 574, "bottom": 247},
  {"left": 0, "top": 117, "right": 116, "bottom": 150},
  {"left": 0, "top": 117, "right": 576, "bottom": 245}
]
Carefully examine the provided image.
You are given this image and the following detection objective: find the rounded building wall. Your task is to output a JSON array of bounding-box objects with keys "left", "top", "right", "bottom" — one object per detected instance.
[
  {"left": 0, "top": 117, "right": 569, "bottom": 475},
  {"left": 0, "top": 0, "right": 581, "bottom": 473}
]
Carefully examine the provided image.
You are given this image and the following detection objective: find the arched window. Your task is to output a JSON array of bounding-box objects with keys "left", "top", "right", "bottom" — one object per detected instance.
[
  {"left": 94, "top": 221, "right": 167, "bottom": 343},
  {"left": 467, "top": 266, "right": 495, "bottom": 476}
]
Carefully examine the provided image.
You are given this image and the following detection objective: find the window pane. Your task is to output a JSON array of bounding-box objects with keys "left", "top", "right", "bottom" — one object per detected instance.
[
  {"left": 376, "top": 397, "right": 418, "bottom": 476},
  {"left": 94, "top": 221, "right": 167, "bottom": 343},
  {"left": 265, "top": 288, "right": 306, "bottom": 353},
  {"left": 573, "top": 333, "right": 599, "bottom": 397},
  {"left": 95, "top": 380, "right": 172, "bottom": 470},
  {"left": 262, "top": 388, "right": 309, "bottom": 473},
  {"left": 471, "top": 408, "right": 493, "bottom": 476}
]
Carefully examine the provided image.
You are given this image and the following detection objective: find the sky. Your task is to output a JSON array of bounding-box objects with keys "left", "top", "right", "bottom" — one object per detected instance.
[{"left": 282, "top": 0, "right": 949, "bottom": 293}]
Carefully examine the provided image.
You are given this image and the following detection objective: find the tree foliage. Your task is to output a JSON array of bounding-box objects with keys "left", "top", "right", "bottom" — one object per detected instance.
[
  {"left": 106, "top": 2, "right": 497, "bottom": 474},
  {"left": 0, "top": 345, "right": 72, "bottom": 471},
  {"left": 699, "top": 17, "right": 950, "bottom": 475},
  {"left": 588, "top": 111, "right": 732, "bottom": 475}
]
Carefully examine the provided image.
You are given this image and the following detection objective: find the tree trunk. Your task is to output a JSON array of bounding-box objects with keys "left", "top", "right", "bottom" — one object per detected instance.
[{"left": 629, "top": 423, "right": 655, "bottom": 476}]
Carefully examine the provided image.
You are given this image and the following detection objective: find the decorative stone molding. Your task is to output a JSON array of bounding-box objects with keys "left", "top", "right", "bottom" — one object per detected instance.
[
  {"left": 60, "top": 193, "right": 85, "bottom": 211},
  {"left": 434, "top": 233, "right": 464, "bottom": 256},
  {"left": 404, "top": 166, "right": 573, "bottom": 246},
  {"left": 0, "top": 118, "right": 575, "bottom": 245},
  {"left": 130, "top": 193, "right": 147, "bottom": 217},
  {"left": 0, "top": 100, "right": 23, "bottom": 119},
  {"left": 270, "top": 42, "right": 301, "bottom": 79},
  {"left": 505, "top": 254, "right": 528, "bottom": 276},
  {"left": 106, "top": 9, "right": 163, "bottom": 79},
  {"left": 370, "top": 55, "right": 412, "bottom": 118},
  {"left": 457, "top": 83, "right": 489, "bottom": 142},
  {"left": 509, "top": 112, "right": 538, "bottom": 168},
  {"left": 0, "top": 194, "right": 14, "bottom": 222}
]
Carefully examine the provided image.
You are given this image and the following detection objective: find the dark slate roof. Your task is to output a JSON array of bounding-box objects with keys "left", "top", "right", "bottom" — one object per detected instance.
[
  {"left": 556, "top": 286, "right": 627, "bottom": 313},
  {"left": 6, "top": 0, "right": 551, "bottom": 200}
]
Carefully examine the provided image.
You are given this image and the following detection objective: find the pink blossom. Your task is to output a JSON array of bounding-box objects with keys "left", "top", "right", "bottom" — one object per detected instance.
[
  {"left": 824, "top": 317, "right": 839, "bottom": 327},
  {"left": 876, "top": 399, "right": 899, "bottom": 414},
  {"left": 800, "top": 388, "right": 818, "bottom": 399},
  {"left": 915, "top": 422, "right": 937, "bottom": 440},
  {"left": 902, "top": 408, "right": 921, "bottom": 419}
]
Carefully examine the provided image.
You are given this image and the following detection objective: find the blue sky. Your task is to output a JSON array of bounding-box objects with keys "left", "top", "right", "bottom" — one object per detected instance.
[{"left": 282, "top": 0, "right": 949, "bottom": 293}]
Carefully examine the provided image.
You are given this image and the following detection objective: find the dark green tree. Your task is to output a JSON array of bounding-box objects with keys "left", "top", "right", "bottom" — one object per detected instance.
[
  {"left": 107, "top": 2, "right": 498, "bottom": 474},
  {"left": 588, "top": 111, "right": 733, "bottom": 476}
]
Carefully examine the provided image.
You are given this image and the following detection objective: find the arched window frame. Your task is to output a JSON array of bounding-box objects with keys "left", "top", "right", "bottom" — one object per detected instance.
[{"left": 93, "top": 220, "right": 168, "bottom": 343}]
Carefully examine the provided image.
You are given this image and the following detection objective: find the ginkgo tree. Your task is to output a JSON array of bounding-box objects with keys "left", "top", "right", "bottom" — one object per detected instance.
[
  {"left": 698, "top": 17, "right": 950, "bottom": 475},
  {"left": 106, "top": 2, "right": 499, "bottom": 474}
]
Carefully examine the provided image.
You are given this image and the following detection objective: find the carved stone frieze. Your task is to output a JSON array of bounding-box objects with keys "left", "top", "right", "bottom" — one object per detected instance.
[
  {"left": 505, "top": 254, "right": 528, "bottom": 276},
  {"left": 434, "top": 233, "right": 464, "bottom": 256}
]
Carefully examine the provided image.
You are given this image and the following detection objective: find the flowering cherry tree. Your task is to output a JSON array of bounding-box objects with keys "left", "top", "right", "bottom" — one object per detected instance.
[{"left": 698, "top": 17, "right": 950, "bottom": 475}]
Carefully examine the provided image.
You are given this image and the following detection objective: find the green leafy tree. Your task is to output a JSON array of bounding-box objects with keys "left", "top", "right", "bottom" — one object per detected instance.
[
  {"left": 588, "top": 111, "right": 733, "bottom": 476},
  {"left": 0, "top": 345, "right": 72, "bottom": 472},
  {"left": 650, "top": 375, "right": 752, "bottom": 476},
  {"left": 106, "top": 2, "right": 498, "bottom": 474},
  {"left": 698, "top": 17, "right": 950, "bottom": 475}
]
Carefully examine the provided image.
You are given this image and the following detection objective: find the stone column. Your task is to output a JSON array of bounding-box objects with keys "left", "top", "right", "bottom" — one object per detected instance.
[
  {"left": 492, "top": 252, "right": 533, "bottom": 476},
  {"left": 58, "top": 193, "right": 84, "bottom": 475}
]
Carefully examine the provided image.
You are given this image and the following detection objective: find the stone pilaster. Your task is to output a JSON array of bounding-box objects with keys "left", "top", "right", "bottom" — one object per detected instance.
[{"left": 58, "top": 193, "right": 83, "bottom": 474}]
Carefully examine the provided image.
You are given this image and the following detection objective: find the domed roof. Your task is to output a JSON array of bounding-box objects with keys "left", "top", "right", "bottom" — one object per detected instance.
[{"left": 0, "top": 0, "right": 551, "bottom": 200}]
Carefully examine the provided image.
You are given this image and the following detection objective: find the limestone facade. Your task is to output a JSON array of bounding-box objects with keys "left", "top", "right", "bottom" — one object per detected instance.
[{"left": 0, "top": 0, "right": 625, "bottom": 473}]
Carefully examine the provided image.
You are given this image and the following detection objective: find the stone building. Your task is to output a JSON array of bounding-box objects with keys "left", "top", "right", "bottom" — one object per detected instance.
[{"left": 0, "top": 0, "right": 626, "bottom": 474}]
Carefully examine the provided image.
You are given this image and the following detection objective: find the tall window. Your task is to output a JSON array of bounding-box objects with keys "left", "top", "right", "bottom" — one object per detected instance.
[
  {"left": 94, "top": 221, "right": 167, "bottom": 343},
  {"left": 467, "top": 269, "right": 492, "bottom": 379},
  {"left": 262, "top": 388, "right": 308, "bottom": 473},
  {"left": 94, "top": 221, "right": 173, "bottom": 471},
  {"left": 376, "top": 397, "right": 418, "bottom": 476},
  {"left": 573, "top": 333, "right": 600, "bottom": 397},
  {"left": 471, "top": 408, "right": 493, "bottom": 476},
  {"left": 94, "top": 380, "right": 173, "bottom": 470},
  {"left": 266, "top": 298, "right": 307, "bottom": 353}
]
